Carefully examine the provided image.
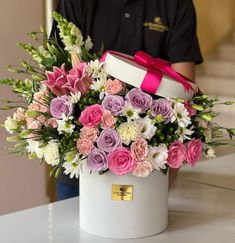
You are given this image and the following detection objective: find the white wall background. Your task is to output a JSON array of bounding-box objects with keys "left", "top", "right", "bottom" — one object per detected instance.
[{"left": 0, "top": 1, "right": 49, "bottom": 215}]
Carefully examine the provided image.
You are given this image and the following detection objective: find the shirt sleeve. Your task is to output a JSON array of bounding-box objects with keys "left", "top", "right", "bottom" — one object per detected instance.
[
  {"left": 166, "top": 0, "right": 203, "bottom": 64},
  {"left": 50, "top": 0, "right": 82, "bottom": 40}
]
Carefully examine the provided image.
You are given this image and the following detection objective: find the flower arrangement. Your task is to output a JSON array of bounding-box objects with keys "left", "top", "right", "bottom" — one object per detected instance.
[{"left": 1, "top": 12, "right": 235, "bottom": 179}]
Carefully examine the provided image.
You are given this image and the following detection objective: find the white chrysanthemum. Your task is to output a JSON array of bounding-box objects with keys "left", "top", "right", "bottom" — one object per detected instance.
[
  {"left": 63, "top": 154, "right": 83, "bottom": 179},
  {"left": 117, "top": 122, "right": 139, "bottom": 145},
  {"left": 176, "top": 126, "right": 194, "bottom": 142},
  {"left": 148, "top": 144, "right": 168, "bottom": 171},
  {"left": 122, "top": 102, "right": 140, "bottom": 122},
  {"left": 57, "top": 114, "right": 75, "bottom": 134},
  {"left": 135, "top": 116, "right": 157, "bottom": 140},
  {"left": 87, "top": 60, "right": 108, "bottom": 80},
  {"left": 43, "top": 141, "right": 60, "bottom": 166},
  {"left": 4, "top": 117, "right": 18, "bottom": 133},
  {"left": 171, "top": 102, "right": 191, "bottom": 128},
  {"left": 68, "top": 91, "right": 81, "bottom": 104}
]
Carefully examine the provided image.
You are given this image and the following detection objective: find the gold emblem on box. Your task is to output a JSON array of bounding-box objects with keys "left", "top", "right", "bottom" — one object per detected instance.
[
  {"left": 112, "top": 185, "right": 133, "bottom": 201},
  {"left": 143, "top": 17, "right": 168, "bottom": 33}
]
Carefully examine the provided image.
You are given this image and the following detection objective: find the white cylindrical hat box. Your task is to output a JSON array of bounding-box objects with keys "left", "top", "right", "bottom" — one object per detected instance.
[{"left": 79, "top": 164, "right": 168, "bottom": 239}]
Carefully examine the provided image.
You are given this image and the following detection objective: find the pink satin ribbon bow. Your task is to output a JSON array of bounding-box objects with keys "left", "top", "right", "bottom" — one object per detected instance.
[{"left": 100, "top": 50, "right": 193, "bottom": 95}]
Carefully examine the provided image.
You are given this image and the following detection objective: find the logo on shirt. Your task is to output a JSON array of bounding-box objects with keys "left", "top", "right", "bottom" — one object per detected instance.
[{"left": 143, "top": 17, "right": 168, "bottom": 33}]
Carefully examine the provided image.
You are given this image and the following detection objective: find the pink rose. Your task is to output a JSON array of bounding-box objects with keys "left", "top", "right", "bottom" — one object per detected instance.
[
  {"left": 101, "top": 110, "right": 116, "bottom": 129},
  {"left": 76, "top": 138, "right": 94, "bottom": 155},
  {"left": 184, "top": 102, "right": 196, "bottom": 117},
  {"left": 64, "top": 63, "right": 92, "bottom": 96},
  {"left": 107, "top": 147, "right": 135, "bottom": 175},
  {"left": 130, "top": 138, "right": 148, "bottom": 162},
  {"left": 167, "top": 141, "right": 187, "bottom": 168},
  {"left": 37, "top": 115, "right": 47, "bottom": 125},
  {"left": 43, "top": 64, "right": 69, "bottom": 96},
  {"left": 79, "top": 104, "right": 103, "bottom": 127},
  {"left": 186, "top": 139, "right": 203, "bottom": 166},
  {"left": 105, "top": 79, "right": 123, "bottom": 95},
  {"left": 132, "top": 161, "right": 153, "bottom": 177},
  {"left": 80, "top": 127, "right": 99, "bottom": 142}
]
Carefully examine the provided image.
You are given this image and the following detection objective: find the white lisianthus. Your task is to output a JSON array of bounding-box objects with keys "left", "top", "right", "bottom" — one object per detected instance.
[
  {"left": 122, "top": 102, "right": 140, "bottom": 122},
  {"left": 176, "top": 126, "right": 194, "bottom": 142},
  {"left": 63, "top": 153, "right": 84, "bottom": 179},
  {"left": 135, "top": 116, "right": 157, "bottom": 140},
  {"left": 43, "top": 141, "right": 60, "bottom": 166},
  {"left": 4, "top": 117, "right": 18, "bottom": 133},
  {"left": 117, "top": 122, "right": 139, "bottom": 145},
  {"left": 204, "top": 146, "right": 216, "bottom": 158},
  {"left": 27, "top": 140, "right": 45, "bottom": 159},
  {"left": 203, "top": 127, "right": 212, "bottom": 143},
  {"left": 148, "top": 144, "right": 168, "bottom": 170},
  {"left": 171, "top": 102, "right": 191, "bottom": 128},
  {"left": 68, "top": 91, "right": 81, "bottom": 104},
  {"left": 56, "top": 114, "right": 75, "bottom": 134}
]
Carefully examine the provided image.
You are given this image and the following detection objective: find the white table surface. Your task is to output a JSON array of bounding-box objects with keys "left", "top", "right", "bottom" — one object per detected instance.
[{"left": 0, "top": 153, "right": 235, "bottom": 243}]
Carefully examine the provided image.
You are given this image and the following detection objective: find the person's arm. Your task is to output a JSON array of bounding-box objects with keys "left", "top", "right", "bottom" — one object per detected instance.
[{"left": 172, "top": 62, "right": 195, "bottom": 82}]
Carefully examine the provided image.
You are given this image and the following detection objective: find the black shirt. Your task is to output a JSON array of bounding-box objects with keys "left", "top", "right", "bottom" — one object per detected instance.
[
  {"left": 52, "top": 0, "right": 203, "bottom": 186},
  {"left": 52, "top": 0, "right": 203, "bottom": 64}
]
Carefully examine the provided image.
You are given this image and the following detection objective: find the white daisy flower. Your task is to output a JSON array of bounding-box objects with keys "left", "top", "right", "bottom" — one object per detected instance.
[
  {"left": 135, "top": 116, "right": 157, "bottom": 140},
  {"left": 148, "top": 144, "right": 168, "bottom": 171},
  {"left": 57, "top": 114, "right": 75, "bottom": 134},
  {"left": 90, "top": 78, "right": 106, "bottom": 92},
  {"left": 176, "top": 126, "right": 194, "bottom": 142},
  {"left": 68, "top": 91, "right": 81, "bottom": 104},
  {"left": 63, "top": 154, "right": 83, "bottom": 179},
  {"left": 122, "top": 102, "right": 141, "bottom": 122},
  {"left": 171, "top": 102, "right": 191, "bottom": 128}
]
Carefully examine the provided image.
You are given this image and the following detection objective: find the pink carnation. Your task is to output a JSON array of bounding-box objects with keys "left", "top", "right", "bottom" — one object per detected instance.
[
  {"left": 186, "top": 139, "right": 203, "bottom": 166},
  {"left": 184, "top": 102, "right": 196, "bottom": 117},
  {"left": 105, "top": 79, "right": 123, "bottom": 95},
  {"left": 80, "top": 127, "right": 99, "bottom": 142},
  {"left": 132, "top": 161, "right": 153, "bottom": 177},
  {"left": 101, "top": 110, "right": 116, "bottom": 129},
  {"left": 76, "top": 138, "right": 94, "bottom": 155},
  {"left": 130, "top": 138, "right": 148, "bottom": 162},
  {"left": 167, "top": 141, "right": 187, "bottom": 168},
  {"left": 79, "top": 104, "right": 103, "bottom": 127},
  {"left": 107, "top": 147, "right": 135, "bottom": 176}
]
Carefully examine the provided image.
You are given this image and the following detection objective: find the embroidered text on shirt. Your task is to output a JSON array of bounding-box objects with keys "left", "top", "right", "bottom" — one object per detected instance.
[{"left": 143, "top": 17, "right": 168, "bottom": 32}]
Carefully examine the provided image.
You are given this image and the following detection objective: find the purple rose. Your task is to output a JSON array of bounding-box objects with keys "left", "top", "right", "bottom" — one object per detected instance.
[
  {"left": 151, "top": 98, "right": 173, "bottom": 124},
  {"left": 97, "top": 128, "right": 121, "bottom": 153},
  {"left": 126, "top": 88, "right": 152, "bottom": 111},
  {"left": 87, "top": 148, "right": 108, "bottom": 172},
  {"left": 50, "top": 95, "right": 73, "bottom": 119},
  {"left": 101, "top": 95, "right": 124, "bottom": 115}
]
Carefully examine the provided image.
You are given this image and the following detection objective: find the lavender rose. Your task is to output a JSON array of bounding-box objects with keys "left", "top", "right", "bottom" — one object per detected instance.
[
  {"left": 126, "top": 88, "right": 152, "bottom": 111},
  {"left": 50, "top": 95, "right": 73, "bottom": 119},
  {"left": 101, "top": 95, "right": 124, "bottom": 115},
  {"left": 97, "top": 128, "right": 121, "bottom": 153},
  {"left": 151, "top": 98, "right": 173, "bottom": 124},
  {"left": 87, "top": 148, "right": 108, "bottom": 172}
]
